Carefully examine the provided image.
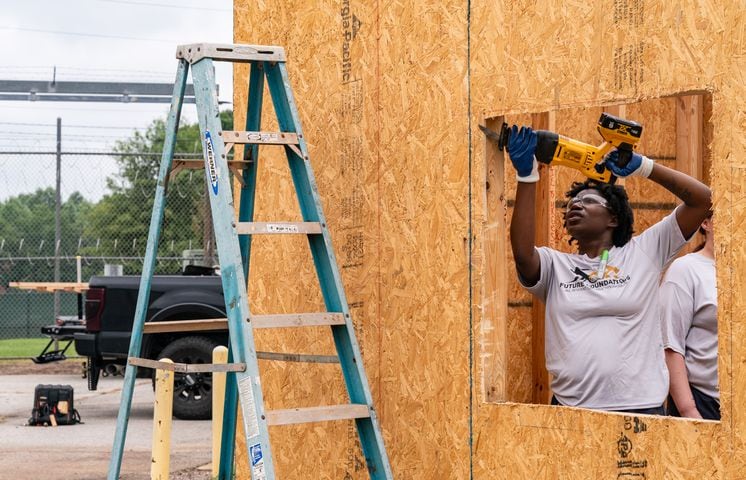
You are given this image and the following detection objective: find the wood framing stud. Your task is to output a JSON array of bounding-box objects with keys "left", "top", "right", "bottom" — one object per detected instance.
[
  {"left": 8, "top": 282, "right": 89, "bottom": 293},
  {"left": 481, "top": 115, "right": 508, "bottom": 403},
  {"left": 530, "top": 112, "right": 554, "bottom": 406},
  {"left": 676, "top": 95, "right": 704, "bottom": 180}
]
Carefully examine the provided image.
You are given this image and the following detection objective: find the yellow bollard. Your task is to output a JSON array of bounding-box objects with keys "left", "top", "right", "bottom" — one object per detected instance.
[
  {"left": 151, "top": 358, "right": 174, "bottom": 480},
  {"left": 212, "top": 346, "right": 229, "bottom": 479}
]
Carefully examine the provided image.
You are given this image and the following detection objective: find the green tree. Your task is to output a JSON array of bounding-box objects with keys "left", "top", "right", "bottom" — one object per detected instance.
[
  {"left": 80, "top": 111, "right": 233, "bottom": 274},
  {"left": 0, "top": 189, "right": 92, "bottom": 282}
]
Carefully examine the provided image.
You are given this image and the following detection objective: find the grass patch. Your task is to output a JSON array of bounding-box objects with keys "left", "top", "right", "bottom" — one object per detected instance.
[{"left": 0, "top": 338, "right": 50, "bottom": 357}]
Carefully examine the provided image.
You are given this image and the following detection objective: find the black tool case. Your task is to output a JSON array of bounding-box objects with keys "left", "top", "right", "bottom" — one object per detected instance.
[{"left": 29, "top": 384, "right": 80, "bottom": 426}]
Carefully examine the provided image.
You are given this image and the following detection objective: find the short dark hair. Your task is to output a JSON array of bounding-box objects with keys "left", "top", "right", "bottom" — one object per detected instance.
[{"left": 564, "top": 179, "right": 634, "bottom": 247}]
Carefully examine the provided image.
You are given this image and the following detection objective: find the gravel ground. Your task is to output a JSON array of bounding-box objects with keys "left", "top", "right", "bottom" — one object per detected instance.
[{"left": 0, "top": 358, "right": 214, "bottom": 480}]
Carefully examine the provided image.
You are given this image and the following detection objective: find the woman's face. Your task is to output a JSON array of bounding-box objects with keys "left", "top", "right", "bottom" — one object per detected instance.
[{"left": 564, "top": 188, "right": 617, "bottom": 241}]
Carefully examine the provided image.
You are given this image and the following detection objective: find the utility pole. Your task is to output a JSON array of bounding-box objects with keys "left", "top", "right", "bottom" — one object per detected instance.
[{"left": 54, "top": 117, "right": 61, "bottom": 322}]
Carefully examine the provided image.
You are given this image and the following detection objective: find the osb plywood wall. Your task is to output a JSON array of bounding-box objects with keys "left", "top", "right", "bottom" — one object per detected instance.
[
  {"left": 233, "top": 0, "right": 745, "bottom": 478},
  {"left": 234, "top": 1, "right": 470, "bottom": 478}
]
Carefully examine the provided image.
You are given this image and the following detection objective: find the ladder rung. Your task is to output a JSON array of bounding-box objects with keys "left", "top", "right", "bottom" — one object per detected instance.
[
  {"left": 172, "top": 159, "right": 251, "bottom": 170},
  {"left": 236, "top": 222, "right": 323, "bottom": 235},
  {"left": 176, "top": 43, "right": 285, "bottom": 64},
  {"left": 253, "top": 313, "right": 345, "bottom": 328},
  {"left": 219, "top": 130, "right": 299, "bottom": 145},
  {"left": 143, "top": 319, "right": 227, "bottom": 334},
  {"left": 128, "top": 357, "right": 246, "bottom": 373},
  {"left": 142, "top": 313, "right": 346, "bottom": 334},
  {"left": 257, "top": 351, "right": 339, "bottom": 363},
  {"left": 266, "top": 404, "right": 371, "bottom": 426}
]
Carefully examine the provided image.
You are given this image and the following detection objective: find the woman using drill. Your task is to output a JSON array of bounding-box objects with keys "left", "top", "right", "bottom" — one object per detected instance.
[{"left": 507, "top": 125, "right": 711, "bottom": 414}]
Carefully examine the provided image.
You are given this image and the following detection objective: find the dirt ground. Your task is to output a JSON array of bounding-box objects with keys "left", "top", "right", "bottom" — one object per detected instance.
[{"left": 0, "top": 357, "right": 85, "bottom": 375}]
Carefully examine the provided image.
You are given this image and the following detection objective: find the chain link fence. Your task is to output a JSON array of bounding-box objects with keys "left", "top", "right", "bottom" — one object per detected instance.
[{"left": 0, "top": 150, "right": 216, "bottom": 344}]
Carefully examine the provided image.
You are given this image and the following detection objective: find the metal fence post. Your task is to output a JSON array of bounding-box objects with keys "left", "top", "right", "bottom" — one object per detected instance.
[{"left": 54, "top": 117, "right": 62, "bottom": 351}]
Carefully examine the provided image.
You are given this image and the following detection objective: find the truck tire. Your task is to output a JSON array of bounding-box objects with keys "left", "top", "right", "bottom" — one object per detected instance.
[{"left": 158, "top": 335, "right": 219, "bottom": 420}]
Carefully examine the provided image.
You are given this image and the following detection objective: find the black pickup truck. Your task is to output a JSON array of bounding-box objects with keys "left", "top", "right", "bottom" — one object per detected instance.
[{"left": 42, "top": 269, "right": 228, "bottom": 420}]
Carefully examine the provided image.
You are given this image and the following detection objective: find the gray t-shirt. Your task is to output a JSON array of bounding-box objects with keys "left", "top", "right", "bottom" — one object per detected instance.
[
  {"left": 521, "top": 208, "right": 687, "bottom": 410},
  {"left": 660, "top": 252, "right": 718, "bottom": 399}
]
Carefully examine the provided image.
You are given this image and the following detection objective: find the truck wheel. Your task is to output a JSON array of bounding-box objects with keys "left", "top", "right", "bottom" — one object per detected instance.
[{"left": 158, "top": 336, "right": 219, "bottom": 420}]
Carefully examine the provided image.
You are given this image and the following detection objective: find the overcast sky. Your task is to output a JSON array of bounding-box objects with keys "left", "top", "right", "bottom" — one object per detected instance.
[{"left": 0, "top": 0, "right": 234, "bottom": 201}]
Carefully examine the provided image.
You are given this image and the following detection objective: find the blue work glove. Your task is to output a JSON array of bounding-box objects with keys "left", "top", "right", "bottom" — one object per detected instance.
[
  {"left": 604, "top": 149, "right": 654, "bottom": 178},
  {"left": 507, "top": 125, "right": 539, "bottom": 182}
]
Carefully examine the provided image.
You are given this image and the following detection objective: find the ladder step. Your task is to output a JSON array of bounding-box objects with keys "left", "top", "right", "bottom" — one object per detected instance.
[
  {"left": 266, "top": 404, "right": 371, "bottom": 426},
  {"left": 253, "top": 313, "right": 345, "bottom": 328},
  {"left": 236, "top": 222, "right": 323, "bottom": 235},
  {"left": 218, "top": 130, "right": 299, "bottom": 145},
  {"left": 257, "top": 351, "right": 339, "bottom": 363},
  {"left": 172, "top": 159, "right": 251, "bottom": 170},
  {"left": 143, "top": 318, "right": 227, "bottom": 334},
  {"left": 142, "top": 313, "right": 345, "bottom": 334}
]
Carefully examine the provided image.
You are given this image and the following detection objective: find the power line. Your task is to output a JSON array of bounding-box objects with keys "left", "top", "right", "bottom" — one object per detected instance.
[
  {"left": 0, "top": 25, "right": 175, "bottom": 44},
  {"left": 0, "top": 151, "right": 205, "bottom": 157},
  {"left": 0, "top": 66, "right": 174, "bottom": 81},
  {"left": 0, "top": 103, "right": 182, "bottom": 113},
  {"left": 0, "top": 130, "right": 135, "bottom": 138},
  {"left": 95, "top": 0, "right": 231, "bottom": 12},
  {"left": 0, "top": 121, "right": 145, "bottom": 130},
  {"left": 0, "top": 122, "right": 61, "bottom": 127}
]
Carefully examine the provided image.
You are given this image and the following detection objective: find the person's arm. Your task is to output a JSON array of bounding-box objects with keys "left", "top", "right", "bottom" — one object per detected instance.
[
  {"left": 648, "top": 163, "right": 712, "bottom": 239},
  {"left": 665, "top": 349, "right": 703, "bottom": 419},
  {"left": 605, "top": 151, "right": 712, "bottom": 239},
  {"left": 660, "top": 261, "right": 701, "bottom": 418},
  {"left": 511, "top": 182, "right": 541, "bottom": 285},
  {"left": 505, "top": 126, "right": 541, "bottom": 285}
]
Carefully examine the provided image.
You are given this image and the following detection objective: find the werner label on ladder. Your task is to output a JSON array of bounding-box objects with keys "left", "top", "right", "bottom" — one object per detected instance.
[
  {"left": 107, "top": 43, "right": 393, "bottom": 480},
  {"left": 204, "top": 131, "right": 219, "bottom": 195}
]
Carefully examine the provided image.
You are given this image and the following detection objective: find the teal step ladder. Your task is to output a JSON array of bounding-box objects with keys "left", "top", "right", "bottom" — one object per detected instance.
[{"left": 108, "top": 43, "right": 393, "bottom": 480}]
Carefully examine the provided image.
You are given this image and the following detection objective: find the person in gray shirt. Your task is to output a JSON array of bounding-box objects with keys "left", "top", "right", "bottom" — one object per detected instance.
[
  {"left": 661, "top": 212, "right": 719, "bottom": 419},
  {"left": 506, "top": 125, "right": 712, "bottom": 414}
]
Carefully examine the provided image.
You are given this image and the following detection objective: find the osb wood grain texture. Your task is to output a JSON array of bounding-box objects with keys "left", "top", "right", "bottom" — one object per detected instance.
[
  {"left": 472, "top": 1, "right": 743, "bottom": 479},
  {"left": 234, "top": 2, "right": 372, "bottom": 478},
  {"left": 235, "top": 0, "right": 470, "bottom": 478},
  {"left": 234, "top": 0, "right": 744, "bottom": 478}
]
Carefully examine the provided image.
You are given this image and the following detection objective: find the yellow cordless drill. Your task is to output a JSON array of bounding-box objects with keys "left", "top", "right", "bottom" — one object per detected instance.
[{"left": 480, "top": 113, "right": 643, "bottom": 183}]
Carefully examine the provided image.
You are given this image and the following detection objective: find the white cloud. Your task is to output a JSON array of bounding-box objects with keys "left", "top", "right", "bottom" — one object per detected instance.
[{"left": 0, "top": 0, "right": 234, "bottom": 201}]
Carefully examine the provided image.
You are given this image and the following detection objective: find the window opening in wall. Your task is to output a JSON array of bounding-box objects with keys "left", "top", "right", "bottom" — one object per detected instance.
[{"left": 480, "top": 94, "right": 718, "bottom": 422}]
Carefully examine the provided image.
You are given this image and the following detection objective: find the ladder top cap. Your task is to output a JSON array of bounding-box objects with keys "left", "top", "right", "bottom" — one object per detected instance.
[{"left": 176, "top": 43, "right": 286, "bottom": 64}]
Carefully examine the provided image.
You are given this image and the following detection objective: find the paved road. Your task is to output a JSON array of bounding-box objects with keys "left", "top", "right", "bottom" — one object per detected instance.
[{"left": 0, "top": 371, "right": 212, "bottom": 480}]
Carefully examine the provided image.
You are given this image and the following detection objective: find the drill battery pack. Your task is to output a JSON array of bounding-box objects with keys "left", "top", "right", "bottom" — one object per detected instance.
[{"left": 28, "top": 384, "right": 81, "bottom": 426}]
